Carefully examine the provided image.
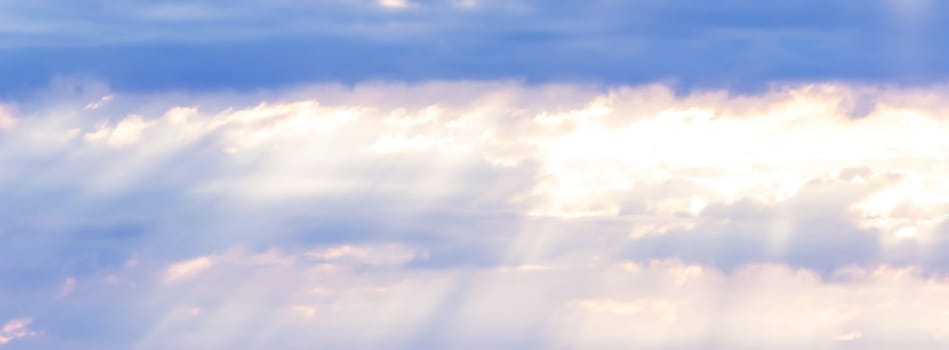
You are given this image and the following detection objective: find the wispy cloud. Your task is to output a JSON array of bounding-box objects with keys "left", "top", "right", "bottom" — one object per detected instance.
[{"left": 0, "top": 319, "right": 37, "bottom": 346}]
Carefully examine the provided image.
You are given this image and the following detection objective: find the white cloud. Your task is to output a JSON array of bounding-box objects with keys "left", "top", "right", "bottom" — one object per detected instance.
[
  {"left": 835, "top": 331, "right": 863, "bottom": 341},
  {"left": 119, "top": 250, "right": 949, "bottom": 349},
  {"left": 60, "top": 277, "right": 77, "bottom": 297},
  {"left": 378, "top": 0, "right": 409, "bottom": 9},
  {"left": 83, "top": 95, "right": 114, "bottom": 110},
  {"left": 165, "top": 256, "right": 214, "bottom": 282},
  {"left": 305, "top": 244, "right": 424, "bottom": 266},
  {"left": 5, "top": 81, "right": 949, "bottom": 348},
  {"left": 6, "top": 81, "right": 949, "bottom": 251},
  {"left": 0, "top": 319, "right": 36, "bottom": 346},
  {"left": 456, "top": 0, "right": 478, "bottom": 8},
  {"left": 84, "top": 114, "right": 151, "bottom": 147},
  {"left": 0, "top": 105, "right": 15, "bottom": 130}
]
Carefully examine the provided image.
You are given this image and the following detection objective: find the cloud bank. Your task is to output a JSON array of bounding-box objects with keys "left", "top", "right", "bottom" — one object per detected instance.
[
  {"left": 3, "top": 0, "right": 949, "bottom": 93},
  {"left": 1, "top": 80, "right": 949, "bottom": 349}
]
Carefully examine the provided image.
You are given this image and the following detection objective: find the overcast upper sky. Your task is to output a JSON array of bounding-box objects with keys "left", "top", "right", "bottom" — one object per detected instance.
[
  {"left": 2, "top": 0, "right": 949, "bottom": 95},
  {"left": 3, "top": 1, "right": 949, "bottom": 350}
]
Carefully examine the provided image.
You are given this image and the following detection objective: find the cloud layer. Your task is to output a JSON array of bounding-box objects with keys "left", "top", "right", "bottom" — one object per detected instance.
[
  {"left": 3, "top": 0, "right": 949, "bottom": 93},
  {"left": 1, "top": 81, "right": 949, "bottom": 349}
]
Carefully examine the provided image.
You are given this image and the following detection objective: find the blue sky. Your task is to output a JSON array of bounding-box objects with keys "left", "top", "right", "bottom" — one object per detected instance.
[
  {"left": 3, "top": 1, "right": 949, "bottom": 349},
  {"left": 1, "top": 0, "right": 947, "bottom": 95}
]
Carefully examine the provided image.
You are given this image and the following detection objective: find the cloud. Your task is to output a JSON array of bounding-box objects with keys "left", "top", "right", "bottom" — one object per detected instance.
[
  {"left": 2, "top": 80, "right": 949, "bottom": 348},
  {"left": 378, "top": 0, "right": 410, "bottom": 9},
  {"left": 305, "top": 244, "right": 425, "bottom": 266},
  {"left": 0, "top": 105, "right": 15, "bottom": 130},
  {"left": 100, "top": 251, "right": 949, "bottom": 349},
  {"left": 4, "top": 81, "right": 949, "bottom": 267},
  {"left": 83, "top": 114, "right": 150, "bottom": 147},
  {"left": 0, "top": 319, "right": 37, "bottom": 346},
  {"left": 165, "top": 257, "right": 214, "bottom": 282},
  {"left": 549, "top": 262, "right": 949, "bottom": 350},
  {"left": 83, "top": 95, "right": 114, "bottom": 111},
  {"left": 60, "top": 277, "right": 77, "bottom": 297},
  {"left": 4, "top": 1, "right": 949, "bottom": 93}
]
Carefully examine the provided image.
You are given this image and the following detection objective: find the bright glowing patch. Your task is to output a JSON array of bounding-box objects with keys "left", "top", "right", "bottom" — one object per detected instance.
[{"left": 378, "top": 0, "right": 409, "bottom": 8}]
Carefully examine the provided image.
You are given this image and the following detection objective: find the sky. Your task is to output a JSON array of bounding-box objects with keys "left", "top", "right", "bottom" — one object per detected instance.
[{"left": 2, "top": 1, "right": 949, "bottom": 349}]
